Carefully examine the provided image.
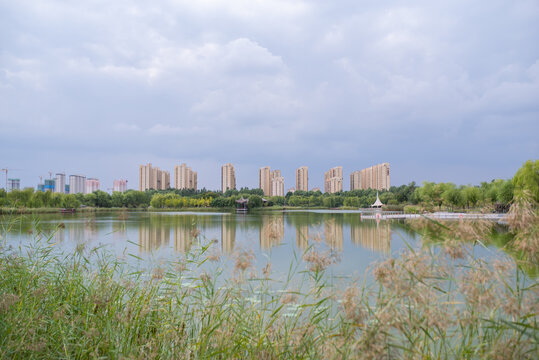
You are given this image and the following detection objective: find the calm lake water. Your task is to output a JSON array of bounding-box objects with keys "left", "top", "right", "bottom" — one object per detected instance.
[{"left": 1, "top": 210, "right": 503, "bottom": 280}]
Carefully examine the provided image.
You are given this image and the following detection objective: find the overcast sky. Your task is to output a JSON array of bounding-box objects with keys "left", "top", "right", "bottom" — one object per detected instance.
[{"left": 1, "top": 0, "right": 538, "bottom": 191}]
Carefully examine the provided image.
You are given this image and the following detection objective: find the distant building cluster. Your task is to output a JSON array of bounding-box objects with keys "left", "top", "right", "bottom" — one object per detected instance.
[
  {"left": 139, "top": 163, "right": 170, "bottom": 191},
  {"left": 174, "top": 163, "right": 197, "bottom": 190},
  {"left": 258, "top": 167, "right": 285, "bottom": 197},
  {"left": 32, "top": 172, "right": 115, "bottom": 195},
  {"left": 350, "top": 163, "right": 390, "bottom": 191},
  {"left": 0, "top": 161, "right": 391, "bottom": 194}
]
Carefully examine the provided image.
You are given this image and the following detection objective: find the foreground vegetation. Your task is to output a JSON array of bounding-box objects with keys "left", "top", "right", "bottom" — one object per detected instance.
[
  {"left": 1, "top": 160, "right": 537, "bottom": 213},
  {"left": 1, "top": 196, "right": 538, "bottom": 359}
]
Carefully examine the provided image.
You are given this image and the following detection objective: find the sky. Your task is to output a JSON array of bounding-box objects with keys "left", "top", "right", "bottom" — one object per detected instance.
[{"left": 1, "top": 0, "right": 538, "bottom": 192}]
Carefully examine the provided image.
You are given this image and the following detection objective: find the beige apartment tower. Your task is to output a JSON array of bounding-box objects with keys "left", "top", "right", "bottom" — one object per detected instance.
[
  {"left": 270, "top": 170, "right": 285, "bottom": 197},
  {"left": 259, "top": 166, "right": 271, "bottom": 196},
  {"left": 350, "top": 171, "right": 361, "bottom": 191},
  {"left": 221, "top": 163, "right": 236, "bottom": 193},
  {"left": 350, "top": 163, "right": 390, "bottom": 191},
  {"left": 295, "top": 166, "right": 308, "bottom": 192},
  {"left": 324, "top": 166, "right": 343, "bottom": 193},
  {"left": 139, "top": 163, "right": 170, "bottom": 191},
  {"left": 174, "top": 163, "right": 197, "bottom": 190}
]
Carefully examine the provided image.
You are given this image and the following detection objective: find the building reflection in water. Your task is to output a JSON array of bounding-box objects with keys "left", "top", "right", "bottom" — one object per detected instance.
[
  {"left": 350, "top": 221, "right": 391, "bottom": 254},
  {"left": 69, "top": 222, "right": 85, "bottom": 245},
  {"left": 139, "top": 218, "right": 171, "bottom": 252},
  {"left": 112, "top": 219, "right": 126, "bottom": 240},
  {"left": 54, "top": 226, "right": 65, "bottom": 242},
  {"left": 174, "top": 225, "right": 194, "bottom": 253},
  {"left": 295, "top": 224, "right": 309, "bottom": 250},
  {"left": 260, "top": 215, "right": 284, "bottom": 250},
  {"left": 324, "top": 218, "right": 343, "bottom": 250},
  {"left": 221, "top": 218, "right": 236, "bottom": 254}
]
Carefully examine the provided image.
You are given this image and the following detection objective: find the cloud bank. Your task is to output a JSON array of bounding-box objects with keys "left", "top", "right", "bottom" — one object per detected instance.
[{"left": 1, "top": 0, "right": 538, "bottom": 190}]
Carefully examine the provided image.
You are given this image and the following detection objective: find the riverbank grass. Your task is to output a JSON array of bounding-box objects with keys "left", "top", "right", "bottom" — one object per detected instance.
[{"left": 1, "top": 220, "right": 538, "bottom": 359}]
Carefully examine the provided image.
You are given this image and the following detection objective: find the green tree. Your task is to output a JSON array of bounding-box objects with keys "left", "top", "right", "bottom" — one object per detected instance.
[
  {"left": 462, "top": 186, "right": 481, "bottom": 208},
  {"left": 512, "top": 160, "right": 539, "bottom": 202},
  {"left": 62, "top": 194, "right": 80, "bottom": 209},
  {"left": 111, "top": 192, "right": 125, "bottom": 207},
  {"left": 0, "top": 189, "right": 7, "bottom": 206},
  {"left": 247, "top": 195, "right": 262, "bottom": 208},
  {"left": 83, "top": 193, "right": 97, "bottom": 207},
  {"left": 497, "top": 180, "right": 514, "bottom": 204},
  {"left": 94, "top": 191, "right": 112, "bottom": 208},
  {"left": 442, "top": 186, "right": 463, "bottom": 209}
]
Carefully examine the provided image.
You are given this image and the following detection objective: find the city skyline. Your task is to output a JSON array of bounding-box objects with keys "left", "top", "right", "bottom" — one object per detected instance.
[{"left": 1, "top": 1, "right": 536, "bottom": 191}]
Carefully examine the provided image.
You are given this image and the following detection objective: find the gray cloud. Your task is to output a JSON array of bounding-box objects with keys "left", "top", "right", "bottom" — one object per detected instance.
[{"left": 1, "top": 0, "right": 538, "bottom": 190}]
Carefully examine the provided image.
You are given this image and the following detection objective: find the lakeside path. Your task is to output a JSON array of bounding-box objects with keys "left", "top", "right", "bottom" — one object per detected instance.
[{"left": 361, "top": 212, "right": 506, "bottom": 221}]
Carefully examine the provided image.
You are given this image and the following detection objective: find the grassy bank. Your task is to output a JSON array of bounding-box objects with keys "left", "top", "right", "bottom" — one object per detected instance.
[
  {"left": 1, "top": 214, "right": 538, "bottom": 359},
  {"left": 0, "top": 207, "right": 236, "bottom": 215}
]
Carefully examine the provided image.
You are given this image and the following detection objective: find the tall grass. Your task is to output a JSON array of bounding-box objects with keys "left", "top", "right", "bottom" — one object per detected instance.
[{"left": 0, "top": 214, "right": 538, "bottom": 359}]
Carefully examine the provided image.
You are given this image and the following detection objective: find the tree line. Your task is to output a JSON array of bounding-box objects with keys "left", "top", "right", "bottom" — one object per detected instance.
[{"left": 1, "top": 160, "right": 537, "bottom": 211}]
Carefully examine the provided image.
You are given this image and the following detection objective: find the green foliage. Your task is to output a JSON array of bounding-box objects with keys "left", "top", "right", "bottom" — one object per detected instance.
[
  {"left": 512, "top": 159, "right": 539, "bottom": 202},
  {"left": 247, "top": 195, "right": 262, "bottom": 208},
  {"left": 61, "top": 194, "right": 80, "bottom": 209}
]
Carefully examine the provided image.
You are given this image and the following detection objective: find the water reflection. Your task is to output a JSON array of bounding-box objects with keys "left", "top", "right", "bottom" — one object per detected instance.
[
  {"left": 221, "top": 217, "right": 236, "bottom": 253},
  {"left": 2, "top": 212, "right": 396, "bottom": 256},
  {"left": 112, "top": 220, "right": 126, "bottom": 240},
  {"left": 296, "top": 224, "right": 309, "bottom": 250},
  {"left": 324, "top": 217, "right": 343, "bottom": 250},
  {"left": 350, "top": 221, "right": 391, "bottom": 254},
  {"left": 139, "top": 224, "right": 170, "bottom": 252},
  {"left": 260, "top": 214, "right": 285, "bottom": 249}
]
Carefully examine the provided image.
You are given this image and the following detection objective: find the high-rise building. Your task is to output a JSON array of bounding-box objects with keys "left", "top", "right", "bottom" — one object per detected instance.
[
  {"left": 174, "top": 163, "right": 197, "bottom": 190},
  {"left": 324, "top": 166, "right": 343, "bottom": 193},
  {"left": 157, "top": 169, "right": 170, "bottom": 190},
  {"left": 295, "top": 166, "right": 308, "bottom": 192},
  {"left": 86, "top": 178, "right": 100, "bottom": 193},
  {"left": 113, "top": 179, "right": 127, "bottom": 193},
  {"left": 352, "top": 163, "right": 390, "bottom": 191},
  {"left": 259, "top": 166, "right": 271, "bottom": 196},
  {"left": 139, "top": 163, "right": 153, "bottom": 191},
  {"left": 221, "top": 163, "right": 236, "bottom": 193},
  {"left": 270, "top": 170, "right": 284, "bottom": 197},
  {"left": 55, "top": 173, "right": 66, "bottom": 194},
  {"left": 7, "top": 178, "right": 20, "bottom": 191},
  {"left": 44, "top": 179, "right": 55, "bottom": 192},
  {"left": 139, "top": 163, "right": 169, "bottom": 190},
  {"left": 350, "top": 171, "right": 361, "bottom": 191},
  {"left": 69, "top": 175, "right": 86, "bottom": 194}
]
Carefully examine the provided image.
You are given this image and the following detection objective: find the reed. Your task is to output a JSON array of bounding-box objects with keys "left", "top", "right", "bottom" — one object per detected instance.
[{"left": 0, "top": 217, "right": 537, "bottom": 359}]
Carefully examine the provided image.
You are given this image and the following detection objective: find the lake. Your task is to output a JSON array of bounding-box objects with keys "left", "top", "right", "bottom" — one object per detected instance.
[{"left": 0, "top": 210, "right": 504, "bottom": 281}]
